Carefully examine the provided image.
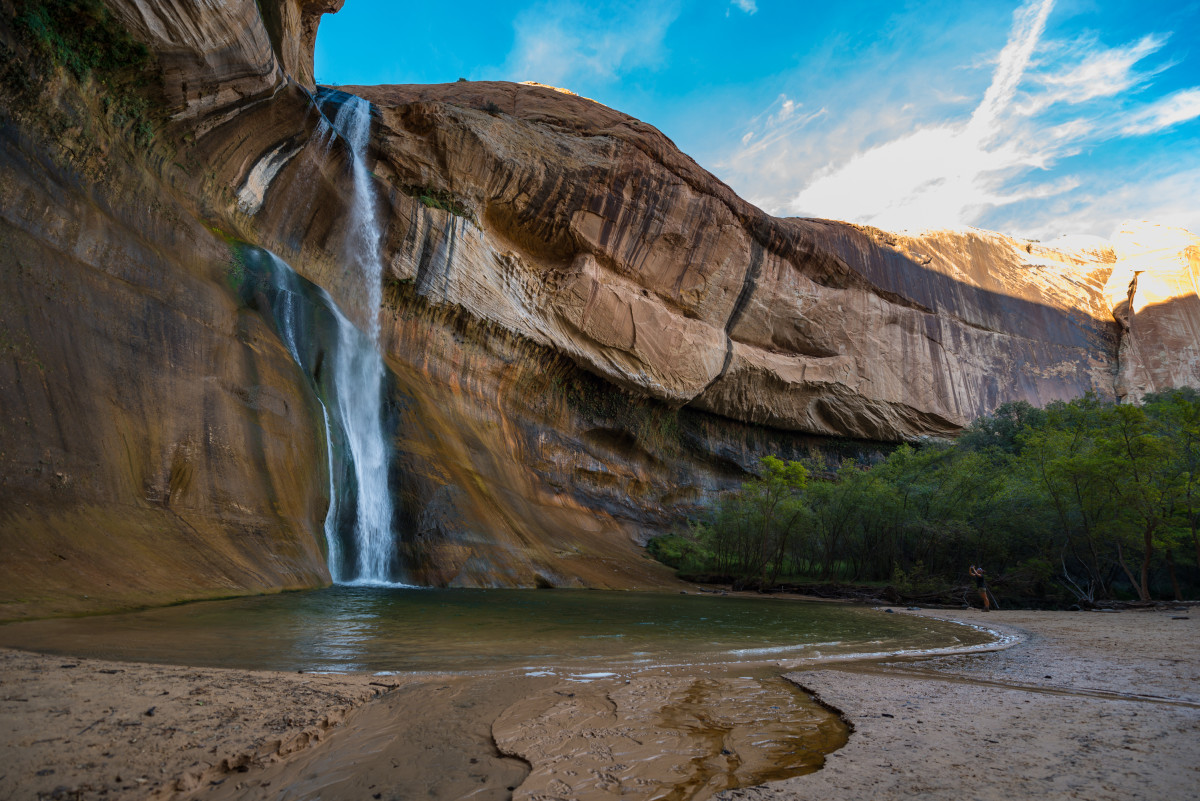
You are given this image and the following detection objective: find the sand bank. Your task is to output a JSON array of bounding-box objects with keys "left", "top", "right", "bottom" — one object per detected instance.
[
  {"left": 727, "top": 606, "right": 1200, "bottom": 801},
  {"left": 1, "top": 606, "right": 1196, "bottom": 800},
  {"left": 0, "top": 649, "right": 418, "bottom": 799}
]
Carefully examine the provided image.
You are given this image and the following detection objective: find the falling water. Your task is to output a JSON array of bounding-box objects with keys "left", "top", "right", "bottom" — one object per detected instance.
[
  {"left": 247, "top": 246, "right": 404, "bottom": 585},
  {"left": 318, "top": 92, "right": 400, "bottom": 585},
  {"left": 229, "top": 87, "right": 406, "bottom": 583},
  {"left": 235, "top": 90, "right": 404, "bottom": 584},
  {"left": 255, "top": 252, "right": 345, "bottom": 579}
]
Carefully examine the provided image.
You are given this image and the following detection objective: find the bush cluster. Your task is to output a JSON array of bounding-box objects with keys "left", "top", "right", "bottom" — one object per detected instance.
[{"left": 653, "top": 390, "right": 1200, "bottom": 603}]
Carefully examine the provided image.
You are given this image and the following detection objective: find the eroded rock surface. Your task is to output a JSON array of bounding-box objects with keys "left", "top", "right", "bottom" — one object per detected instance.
[
  {"left": 0, "top": 0, "right": 336, "bottom": 619},
  {"left": 342, "top": 82, "right": 1122, "bottom": 440},
  {"left": 1, "top": 0, "right": 1198, "bottom": 612}
]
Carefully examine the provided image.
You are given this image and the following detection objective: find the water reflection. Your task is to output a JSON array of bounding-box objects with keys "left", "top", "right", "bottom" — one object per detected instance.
[{"left": 0, "top": 588, "right": 991, "bottom": 674}]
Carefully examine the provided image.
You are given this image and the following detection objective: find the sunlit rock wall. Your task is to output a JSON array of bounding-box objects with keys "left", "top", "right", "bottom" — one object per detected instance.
[
  {"left": 2, "top": 0, "right": 1197, "bottom": 614},
  {"left": 1104, "top": 222, "right": 1200, "bottom": 401},
  {"left": 343, "top": 82, "right": 1120, "bottom": 440}
]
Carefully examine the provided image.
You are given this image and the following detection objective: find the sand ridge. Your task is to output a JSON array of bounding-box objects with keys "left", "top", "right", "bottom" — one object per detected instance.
[{"left": 0, "top": 649, "right": 419, "bottom": 799}]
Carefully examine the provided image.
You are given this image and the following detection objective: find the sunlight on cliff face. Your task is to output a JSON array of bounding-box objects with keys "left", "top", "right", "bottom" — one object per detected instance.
[
  {"left": 520, "top": 80, "right": 579, "bottom": 96},
  {"left": 1109, "top": 221, "right": 1200, "bottom": 313}
]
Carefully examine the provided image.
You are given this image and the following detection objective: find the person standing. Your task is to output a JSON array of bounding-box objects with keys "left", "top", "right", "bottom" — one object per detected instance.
[{"left": 969, "top": 565, "right": 990, "bottom": 611}]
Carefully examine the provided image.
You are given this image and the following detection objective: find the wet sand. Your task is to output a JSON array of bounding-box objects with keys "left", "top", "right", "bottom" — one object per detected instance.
[
  {"left": 2, "top": 607, "right": 1197, "bottom": 800},
  {"left": 727, "top": 606, "right": 1200, "bottom": 801},
  {"left": 0, "top": 648, "right": 419, "bottom": 799}
]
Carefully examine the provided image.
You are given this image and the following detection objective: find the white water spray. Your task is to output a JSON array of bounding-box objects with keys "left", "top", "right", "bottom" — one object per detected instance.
[
  {"left": 258, "top": 245, "right": 403, "bottom": 585},
  {"left": 321, "top": 93, "right": 401, "bottom": 586}
]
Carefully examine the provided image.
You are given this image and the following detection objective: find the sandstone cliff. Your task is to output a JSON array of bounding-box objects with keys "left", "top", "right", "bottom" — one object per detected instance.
[
  {"left": 0, "top": 0, "right": 1196, "bottom": 616},
  {"left": 344, "top": 82, "right": 1119, "bottom": 441},
  {"left": 0, "top": 0, "right": 336, "bottom": 618},
  {"left": 1104, "top": 222, "right": 1200, "bottom": 401}
]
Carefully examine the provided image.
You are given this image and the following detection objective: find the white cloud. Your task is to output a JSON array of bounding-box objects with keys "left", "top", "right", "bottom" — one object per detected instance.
[
  {"left": 504, "top": 1, "right": 679, "bottom": 87},
  {"left": 989, "top": 165, "right": 1200, "bottom": 240},
  {"left": 788, "top": 0, "right": 1055, "bottom": 230},
  {"left": 1015, "top": 34, "right": 1167, "bottom": 115},
  {"left": 732, "top": 0, "right": 758, "bottom": 14},
  {"left": 716, "top": 0, "right": 1200, "bottom": 237},
  {"left": 1121, "top": 88, "right": 1200, "bottom": 135},
  {"left": 717, "top": 94, "right": 827, "bottom": 211},
  {"left": 966, "top": 0, "right": 1054, "bottom": 140}
]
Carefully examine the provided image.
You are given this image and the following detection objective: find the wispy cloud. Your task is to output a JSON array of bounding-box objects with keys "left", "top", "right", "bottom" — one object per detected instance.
[
  {"left": 783, "top": 0, "right": 1055, "bottom": 229},
  {"left": 504, "top": 1, "right": 680, "bottom": 87},
  {"left": 967, "top": 0, "right": 1055, "bottom": 139},
  {"left": 1015, "top": 33, "right": 1167, "bottom": 116},
  {"left": 716, "top": 0, "right": 1200, "bottom": 237},
  {"left": 985, "top": 164, "right": 1200, "bottom": 242},
  {"left": 1120, "top": 88, "right": 1200, "bottom": 135},
  {"left": 731, "top": 0, "right": 758, "bottom": 14}
]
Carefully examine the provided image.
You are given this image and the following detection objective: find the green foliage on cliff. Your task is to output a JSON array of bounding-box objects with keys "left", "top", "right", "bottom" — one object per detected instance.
[
  {"left": 225, "top": 245, "right": 249, "bottom": 291},
  {"left": 554, "top": 370, "right": 684, "bottom": 456},
  {"left": 402, "top": 185, "right": 474, "bottom": 221},
  {"left": 657, "top": 391, "right": 1200, "bottom": 603},
  {"left": 14, "top": 0, "right": 148, "bottom": 83},
  {"left": 7, "top": 0, "right": 156, "bottom": 146}
]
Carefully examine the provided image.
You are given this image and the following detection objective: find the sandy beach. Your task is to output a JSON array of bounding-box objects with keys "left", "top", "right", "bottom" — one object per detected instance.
[
  {"left": 741, "top": 606, "right": 1200, "bottom": 801},
  {"left": 1, "top": 605, "right": 1197, "bottom": 800},
  {"left": 0, "top": 648, "right": 427, "bottom": 799}
]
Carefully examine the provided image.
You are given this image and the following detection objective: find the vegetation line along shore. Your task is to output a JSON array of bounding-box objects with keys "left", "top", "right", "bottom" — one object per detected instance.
[{"left": 651, "top": 390, "right": 1200, "bottom": 605}]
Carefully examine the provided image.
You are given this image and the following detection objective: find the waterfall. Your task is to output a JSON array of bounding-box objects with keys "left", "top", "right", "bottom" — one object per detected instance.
[
  {"left": 318, "top": 91, "right": 399, "bottom": 586},
  {"left": 246, "top": 247, "right": 407, "bottom": 586},
  {"left": 325, "top": 94, "right": 385, "bottom": 341},
  {"left": 236, "top": 90, "right": 406, "bottom": 585},
  {"left": 254, "top": 252, "right": 344, "bottom": 580}
]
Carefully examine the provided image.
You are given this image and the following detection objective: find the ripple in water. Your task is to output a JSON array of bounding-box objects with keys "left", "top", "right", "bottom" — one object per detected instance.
[{"left": 0, "top": 588, "right": 992, "bottom": 673}]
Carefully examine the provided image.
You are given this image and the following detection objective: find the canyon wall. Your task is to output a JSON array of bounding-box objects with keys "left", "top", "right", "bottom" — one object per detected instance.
[
  {"left": 0, "top": 0, "right": 1195, "bottom": 617},
  {"left": 1104, "top": 222, "right": 1200, "bottom": 401}
]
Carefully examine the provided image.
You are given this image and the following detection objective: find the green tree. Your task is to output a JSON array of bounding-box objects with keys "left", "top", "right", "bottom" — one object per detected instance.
[
  {"left": 1020, "top": 398, "right": 1122, "bottom": 600},
  {"left": 1102, "top": 403, "right": 1177, "bottom": 600},
  {"left": 708, "top": 456, "right": 808, "bottom": 586},
  {"left": 1147, "top": 389, "right": 1200, "bottom": 573},
  {"left": 654, "top": 390, "right": 1199, "bottom": 601}
]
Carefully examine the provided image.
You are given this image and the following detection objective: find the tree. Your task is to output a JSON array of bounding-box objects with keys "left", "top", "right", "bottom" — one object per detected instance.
[
  {"left": 708, "top": 456, "right": 808, "bottom": 586},
  {"left": 1147, "top": 389, "right": 1200, "bottom": 573},
  {"left": 1102, "top": 403, "right": 1177, "bottom": 600},
  {"left": 653, "top": 391, "right": 1198, "bottom": 601}
]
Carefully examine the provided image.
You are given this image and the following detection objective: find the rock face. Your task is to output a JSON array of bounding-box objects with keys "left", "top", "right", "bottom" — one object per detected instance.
[
  {"left": 1103, "top": 222, "right": 1200, "bottom": 401},
  {"left": 0, "top": 0, "right": 1196, "bottom": 616},
  {"left": 0, "top": 0, "right": 336, "bottom": 619},
  {"left": 344, "top": 82, "right": 1119, "bottom": 440}
]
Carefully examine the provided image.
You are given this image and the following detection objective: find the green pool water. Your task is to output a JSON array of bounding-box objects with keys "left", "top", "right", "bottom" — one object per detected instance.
[{"left": 0, "top": 588, "right": 992, "bottom": 674}]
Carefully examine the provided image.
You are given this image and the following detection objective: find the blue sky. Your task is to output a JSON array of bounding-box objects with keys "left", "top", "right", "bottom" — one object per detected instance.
[{"left": 315, "top": 0, "right": 1200, "bottom": 241}]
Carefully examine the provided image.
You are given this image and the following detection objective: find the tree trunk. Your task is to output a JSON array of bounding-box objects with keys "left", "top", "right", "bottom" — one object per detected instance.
[
  {"left": 1140, "top": 525, "right": 1154, "bottom": 601},
  {"left": 1191, "top": 523, "right": 1200, "bottom": 575},
  {"left": 1166, "top": 549, "right": 1182, "bottom": 601},
  {"left": 1116, "top": 540, "right": 1147, "bottom": 601}
]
